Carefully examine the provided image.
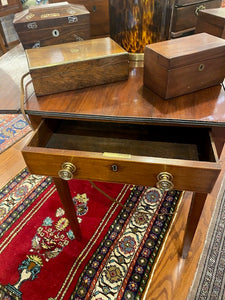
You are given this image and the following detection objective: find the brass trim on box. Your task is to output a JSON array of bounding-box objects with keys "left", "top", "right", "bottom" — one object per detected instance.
[
  {"left": 103, "top": 152, "right": 131, "bottom": 159},
  {"left": 129, "top": 53, "right": 144, "bottom": 61}
]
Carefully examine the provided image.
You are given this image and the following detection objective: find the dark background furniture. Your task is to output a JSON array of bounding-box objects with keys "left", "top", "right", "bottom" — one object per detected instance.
[
  {"left": 49, "top": 0, "right": 110, "bottom": 38},
  {"left": 170, "top": 0, "right": 222, "bottom": 38},
  {"left": 0, "top": 0, "right": 22, "bottom": 51}
]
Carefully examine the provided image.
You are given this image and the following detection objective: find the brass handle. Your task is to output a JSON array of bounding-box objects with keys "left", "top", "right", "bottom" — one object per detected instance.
[
  {"left": 195, "top": 5, "right": 206, "bottom": 16},
  {"left": 58, "top": 162, "right": 76, "bottom": 180},
  {"left": 156, "top": 172, "right": 174, "bottom": 191}
]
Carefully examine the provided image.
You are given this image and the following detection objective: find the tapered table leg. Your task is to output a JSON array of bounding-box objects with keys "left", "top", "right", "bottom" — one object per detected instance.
[
  {"left": 53, "top": 177, "right": 81, "bottom": 240},
  {"left": 181, "top": 192, "right": 207, "bottom": 258}
]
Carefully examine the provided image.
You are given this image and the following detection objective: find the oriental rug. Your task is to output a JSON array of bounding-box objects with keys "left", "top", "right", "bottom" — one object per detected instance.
[
  {"left": 0, "top": 114, "right": 31, "bottom": 154},
  {"left": 188, "top": 174, "right": 225, "bottom": 300},
  {"left": 0, "top": 169, "right": 182, "bottom": 300}
]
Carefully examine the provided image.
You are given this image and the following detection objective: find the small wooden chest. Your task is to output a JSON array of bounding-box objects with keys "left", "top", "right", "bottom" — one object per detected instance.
[
  {"left": 144, "top": 33, "right": 225, "bottom": 99},
  {"left": 26, "top": 37, "right": 129, "bottom": 96},
  {"left": 196, "top": 7, "right": 225, "bottom": 38},
  {"left": 13, "top": 1, "right": 90, "bottom": 49}
]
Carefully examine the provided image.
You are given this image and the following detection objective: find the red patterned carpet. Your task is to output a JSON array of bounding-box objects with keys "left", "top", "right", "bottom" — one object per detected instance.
[
  {"left": 0, "top": 114, "right": 31, "bottom": 153},
  {"left": 0, "top": 170, "right": 182, "bottom": 300}
]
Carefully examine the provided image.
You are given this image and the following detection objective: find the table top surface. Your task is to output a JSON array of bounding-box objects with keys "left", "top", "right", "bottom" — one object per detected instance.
[{"left": 0, "top": 43, "right": 225, "bottom": 127}]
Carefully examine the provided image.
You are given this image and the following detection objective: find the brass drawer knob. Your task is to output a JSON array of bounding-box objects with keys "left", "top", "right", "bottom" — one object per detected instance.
[
  {"left": 156, "top": 172, "right": 174, "bottom": 191},
  {"left": 58, "top": 162, "right": 76, "bottom": 180}
]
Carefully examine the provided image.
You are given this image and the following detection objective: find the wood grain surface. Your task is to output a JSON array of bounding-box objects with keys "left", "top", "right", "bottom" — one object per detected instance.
[
  {"left": 1, "top": 44, "right": 225, "bottom": 129},
  {"left": 26, "top": 37, "right": 128, "bottom": 95}
]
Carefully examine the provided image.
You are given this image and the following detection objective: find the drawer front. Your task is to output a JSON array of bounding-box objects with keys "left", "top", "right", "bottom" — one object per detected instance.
[
  {"left": 172, "top": 0, "right": 222, "bottom": 32},
  {"left": 22, "top": 150, "right": 220, "bottom": 193},
  {"left": 17, "top": 25, "right": 90, "bottom": 49},
  {"left": 22, "top": 120, "right": 221, "bottom": 193}
]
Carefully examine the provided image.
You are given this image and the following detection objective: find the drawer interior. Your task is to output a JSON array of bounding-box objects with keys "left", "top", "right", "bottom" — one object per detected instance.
[{"left": 29, "top": 119, "right": 216, "bottom": 162}]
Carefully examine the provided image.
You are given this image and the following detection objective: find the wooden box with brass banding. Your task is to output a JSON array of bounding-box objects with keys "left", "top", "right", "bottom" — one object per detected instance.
[{"left": 25, "top": 37, "right": 129, "bottom": 96}]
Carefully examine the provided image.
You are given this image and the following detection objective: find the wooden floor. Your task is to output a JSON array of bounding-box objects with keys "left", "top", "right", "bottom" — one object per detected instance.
[{"left": 0, "top": 129, "right": 225, "bottom": 300}]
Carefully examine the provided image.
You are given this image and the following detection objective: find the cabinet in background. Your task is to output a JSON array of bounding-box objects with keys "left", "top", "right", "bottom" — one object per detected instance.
[
  {"left": 170, "top": 0, "right": 222, "bottom": 38},
  {"left": 49, "top": 0, "right": 109, "bottom": 38}
]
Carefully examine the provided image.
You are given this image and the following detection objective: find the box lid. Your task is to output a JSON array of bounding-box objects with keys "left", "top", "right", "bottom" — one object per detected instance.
[
  {"left": 13, "top": 1, "right": 89, "bottom": 31},
  {"left": 145, "top": 33, "right": 225, "bottom": 69},
  {"left": 25, "top": 37, "right": 128, "bottom": 70},
  {"left": 198, "top": 7, "right": 225, "bottom": 27}
]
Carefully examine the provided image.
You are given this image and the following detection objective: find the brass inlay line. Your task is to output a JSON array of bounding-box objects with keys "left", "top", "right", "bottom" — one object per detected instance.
[
  {"left": 41, "top": 13, "right": 60, "bottom": 18},
  {"left": 103, "top": 152, "right": 131, "bottom": 159}
]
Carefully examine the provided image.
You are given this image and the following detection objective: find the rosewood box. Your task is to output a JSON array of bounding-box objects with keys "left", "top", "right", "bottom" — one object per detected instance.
[
  {"left": 26, "top": 37, "right": 129, "bottom": 96},
  {"left": 13, "top": 1, "right": 90, "bottom": 49},
  {"left": 144, "top": 32, "right": 225, "bottom": 99},
  {"left": 195, "top": 7, "right": 225, "bottom": 39}
]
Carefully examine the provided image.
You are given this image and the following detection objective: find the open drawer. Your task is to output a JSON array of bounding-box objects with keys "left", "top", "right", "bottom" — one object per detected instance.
[{"left": 22, "top": 119, "right": 221, "bottom": 193}]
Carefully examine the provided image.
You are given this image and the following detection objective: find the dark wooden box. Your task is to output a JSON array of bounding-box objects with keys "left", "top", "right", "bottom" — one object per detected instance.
[
  {"left": 144, "top": 33, "right": 225, "bottom": 99},
  {"left": 13, "top": 1, "right": 90, "bottom": 49},
  {"left": 196, "top": 7, "right": 225, "bottom": 38},
  {"left": 26, "top": 37, "right": 129, "bottom": 96},
  {"left": 171, "top": 0, "right": 222, "bottom": 38}
]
